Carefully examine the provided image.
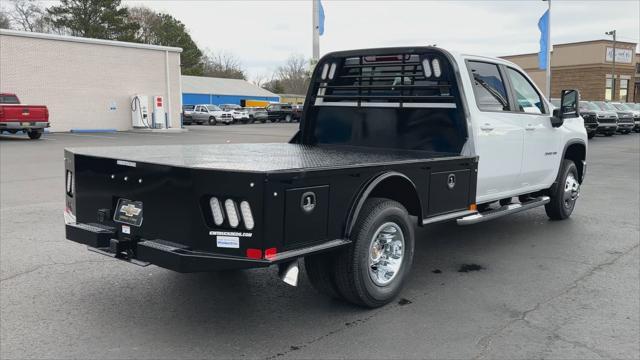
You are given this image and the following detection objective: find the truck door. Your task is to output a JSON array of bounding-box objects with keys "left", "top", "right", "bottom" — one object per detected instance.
[
  {"left": 467, "top": 61, "right": 524, "bottom": 202},
  {"left": 504, "top": 67, "right": 560, "bottom": 189}
]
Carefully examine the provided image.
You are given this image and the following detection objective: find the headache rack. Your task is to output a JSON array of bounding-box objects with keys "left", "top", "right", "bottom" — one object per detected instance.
[{"left": 313, "top": 50, "right": 458, "bottom": 108}]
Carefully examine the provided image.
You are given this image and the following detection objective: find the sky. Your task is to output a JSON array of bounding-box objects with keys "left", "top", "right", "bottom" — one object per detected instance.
[{"left": 72, "top": 1, "right": 640, "bottom": 80}]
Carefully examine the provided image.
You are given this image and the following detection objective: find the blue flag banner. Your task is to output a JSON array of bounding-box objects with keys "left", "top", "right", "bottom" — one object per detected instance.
[
  {"left": 538, "top": 10, "right": 549, "bottom": 70},
  {"left": 318, "top": 0, "right": 325, "bottom": 36}
]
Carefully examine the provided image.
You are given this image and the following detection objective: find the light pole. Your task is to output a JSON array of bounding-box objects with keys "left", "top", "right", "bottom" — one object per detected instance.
[{"left": 606, "top": 30, "right": 617, "bottom": 101}]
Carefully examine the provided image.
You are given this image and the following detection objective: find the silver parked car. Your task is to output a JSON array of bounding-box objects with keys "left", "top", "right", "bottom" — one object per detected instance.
[{"left": 192, "top": 104, "right": 233, "bottom": 125}]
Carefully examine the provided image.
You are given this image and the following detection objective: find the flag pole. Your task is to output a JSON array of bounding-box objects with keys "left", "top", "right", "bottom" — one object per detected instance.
[
  {"left": 312, "top": 0, "right": 320, "bottom": 61},
  {"left": 545, "top": 0, "right": 551, "bottom": 98}
]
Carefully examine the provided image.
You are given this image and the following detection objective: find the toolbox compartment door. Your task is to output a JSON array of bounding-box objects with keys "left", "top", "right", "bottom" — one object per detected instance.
[
  {"left": 284, "top": 185, "right": 329, "bottom": 248},
  {"left": 428, "top": 169, "right": 471, "bottom": 215}
]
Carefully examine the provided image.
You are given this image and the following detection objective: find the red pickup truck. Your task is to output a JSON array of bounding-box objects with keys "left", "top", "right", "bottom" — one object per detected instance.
[{"left": 0, "top": 93, "right": 49, "bottom": 139}]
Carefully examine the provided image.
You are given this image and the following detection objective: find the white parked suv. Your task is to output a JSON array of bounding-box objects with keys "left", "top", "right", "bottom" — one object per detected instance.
[
  {"left": 191, "top": 104, "right": 233, "bottom": 125},
  {"left": 220, "top": 104, "right": 251, "bottom": 124}
]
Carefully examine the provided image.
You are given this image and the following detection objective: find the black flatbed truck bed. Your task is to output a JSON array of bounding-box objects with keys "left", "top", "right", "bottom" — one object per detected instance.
[
  {"left": 65, "top": 46, "right": 481, "bottom": 307},
  {"left": 65, "top": 143, "right": 476, "bottom": 270}
]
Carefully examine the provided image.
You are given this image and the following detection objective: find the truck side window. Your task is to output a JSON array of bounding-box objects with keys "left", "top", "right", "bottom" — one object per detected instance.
[
  {"left": 506, "top": 68, "right": 545, "bottom": 114},
  {"left": 468, "top": 61, "right": 509, "bottom": 112}
]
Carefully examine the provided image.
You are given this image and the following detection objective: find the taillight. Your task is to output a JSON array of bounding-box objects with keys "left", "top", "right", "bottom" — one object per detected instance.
[
  {"left": 44, "top": 107, "right": 49, "bottom": 121},
  {"left": 224, "top": 199, "right": 240, "bottom": 228},
  {"left": 239, "top": 201, "right": 254, "bottom": 230},
  {"left": 65, "top": 170, "right": 74, "bottom": 197},
  {"left": 209, "top": 197, "right": 254, "bottom": 230},
  {"left": 209, "top": 197, "right": 224, "bottom": 226}
]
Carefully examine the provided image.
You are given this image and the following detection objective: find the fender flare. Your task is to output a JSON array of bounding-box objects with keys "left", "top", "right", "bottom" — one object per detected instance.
[
  {"left": 344, "top": 171, "right": 422, "bottom": 239},
  {"left": 550, "top": 139, "right": 586, "bottom": 194}
]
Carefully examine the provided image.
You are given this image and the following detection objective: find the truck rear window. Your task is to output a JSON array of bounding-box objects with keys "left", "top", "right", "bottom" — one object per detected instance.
[
  {"left": 311, "top": 106, "right": 466, "bottom": 154},
  {"left": 0, "top": 95, "right": 20, "bottom": 104}
]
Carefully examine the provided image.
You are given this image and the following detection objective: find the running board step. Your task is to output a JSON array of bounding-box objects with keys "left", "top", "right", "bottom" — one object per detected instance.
[{"left": 457, "top": 196, "right": 550, "bottom": 225}]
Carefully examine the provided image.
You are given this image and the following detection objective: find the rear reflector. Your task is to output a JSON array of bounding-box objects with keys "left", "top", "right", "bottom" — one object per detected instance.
[
  {"left": 264, "top": 247, "right": 277, "bottom": 260},
  {"left": 246, "top": 248, "right": 262, "bottom": 259}
]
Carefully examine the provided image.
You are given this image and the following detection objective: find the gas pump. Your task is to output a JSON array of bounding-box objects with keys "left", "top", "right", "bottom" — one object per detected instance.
[{"left": 130, "top": 95, "right": 149, "bottom": 128}]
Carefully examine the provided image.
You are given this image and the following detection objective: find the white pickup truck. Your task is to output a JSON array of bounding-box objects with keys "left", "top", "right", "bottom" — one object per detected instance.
[{"left": 64, "top": 47, "right": 587, "bottom": 307}]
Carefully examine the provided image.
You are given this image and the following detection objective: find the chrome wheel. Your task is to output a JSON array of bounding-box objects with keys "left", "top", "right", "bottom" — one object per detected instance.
[
  {"left": 563, "top": 174, "right": 580, "bottom": 208},
  {"left": 368, "top": 222, "right": 405, "bottom": 286}
]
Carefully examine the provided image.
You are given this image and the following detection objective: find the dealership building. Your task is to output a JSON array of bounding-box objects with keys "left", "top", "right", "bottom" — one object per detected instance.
[
  {"left": 0, "top": 29, "right": 183, "bottom": 132},
  {"left": 502, "top": 39, "right": 639, "bottom": 102},
  {"left": 181, "top": 75, "right": 279, "bottom": 106}
]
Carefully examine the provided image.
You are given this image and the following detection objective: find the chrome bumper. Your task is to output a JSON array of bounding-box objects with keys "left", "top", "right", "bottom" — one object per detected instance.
[{"left": 0, "top": 121, "right": 49, "bottom": 130}]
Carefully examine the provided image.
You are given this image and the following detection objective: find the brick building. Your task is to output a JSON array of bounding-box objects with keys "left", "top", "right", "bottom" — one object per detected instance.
[{"left": 502, "top": 40, "right": 638, "bottom": 102}]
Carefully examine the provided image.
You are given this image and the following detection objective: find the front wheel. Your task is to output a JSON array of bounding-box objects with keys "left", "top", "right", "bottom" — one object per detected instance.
[
  {"left": 208, "top": 117, "right": 217, "bottom": 125},
  {"left": 27, "top": 130, "right": 42, "bottom": 139},
  {"left": 332, "top": 198, "right": 414, "bottom": 308},
  {"left": 545, "top": 159, "right": 580, "bottom": 220}
]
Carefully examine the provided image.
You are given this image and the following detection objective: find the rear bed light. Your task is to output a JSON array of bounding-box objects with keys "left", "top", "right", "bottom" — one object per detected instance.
[
  {"left": 432, "top": 59, "right": 442, "bottom": 77},
  {"left": 224, "top": 199, "right": 239, "bottom": 228},
  {"left": 209, "top": 197, "right": 224, "bottom": 226},
  {"left": 422, "top": 59, "right": 432, "bottom": 77},
  {"left": 321, "top": 63, "right": 329, "bottom": 80},
  {"left": 328, "top": 63, "right": 337, "bottom": 80},
  {"left": 239, "top": 201, "right": 254, "bottom": 230}
]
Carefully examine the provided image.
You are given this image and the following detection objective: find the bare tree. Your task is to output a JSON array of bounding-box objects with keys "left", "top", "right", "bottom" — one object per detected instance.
[
  {"left": 201, "top": 50, "right": 246, "bottom": 80},
  {"left": 251, "top": 72, "right": 271, "bottom": 88},
  {"left": 8, "top": 0, "right": 46, "bottom": 32},
  {"left": 275, "top": 55, "right": 310, "bottom": 94}
]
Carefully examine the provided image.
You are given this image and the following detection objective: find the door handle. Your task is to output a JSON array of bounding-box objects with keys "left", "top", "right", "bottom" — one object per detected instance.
[
  {"left": 480, "top": 123, "right": 494, "bottom": 131},
  {"left": 526, "top": 124, "right": 536, "bottom": 131}
]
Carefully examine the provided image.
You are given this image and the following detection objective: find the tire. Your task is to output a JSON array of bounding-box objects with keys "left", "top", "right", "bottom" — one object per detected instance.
[
  {"left": 261, "top": 119, "right": 267, "bottom": 123},
  {"left": 332, "top": 198, "right": 415, "bottom": 308},
  {"left": 587, "top": 132, "right": 595, "bottom": 139},
  {"left": 208, "top": 117, "right": 217, "bottom": 126},
  {"left": 27, "top": 130, "right": 42, "bottom": 140},
  {"left": 304, "top": 253, "right": 342, "bottom": 299},
  {"left": 545, "top": 159, "right": 580, "bottom": 220}
]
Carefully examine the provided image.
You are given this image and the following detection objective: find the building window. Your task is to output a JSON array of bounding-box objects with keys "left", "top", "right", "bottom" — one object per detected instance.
[
  {"left": 605, "top": 76, "right": 613, "bottom": 101},
  {"left": 619, "top": 79, "right": 629, "bottom": 102}
]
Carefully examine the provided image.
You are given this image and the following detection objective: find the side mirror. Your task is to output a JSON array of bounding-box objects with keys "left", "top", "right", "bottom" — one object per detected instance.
[{"left": 551, "top": 89, "right": 580, "bottom": 128}]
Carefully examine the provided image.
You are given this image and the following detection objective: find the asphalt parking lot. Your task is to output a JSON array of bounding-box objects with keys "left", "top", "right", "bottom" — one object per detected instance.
[{"left": 1, "top": 124, "right": 638, "bottom": 359}]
